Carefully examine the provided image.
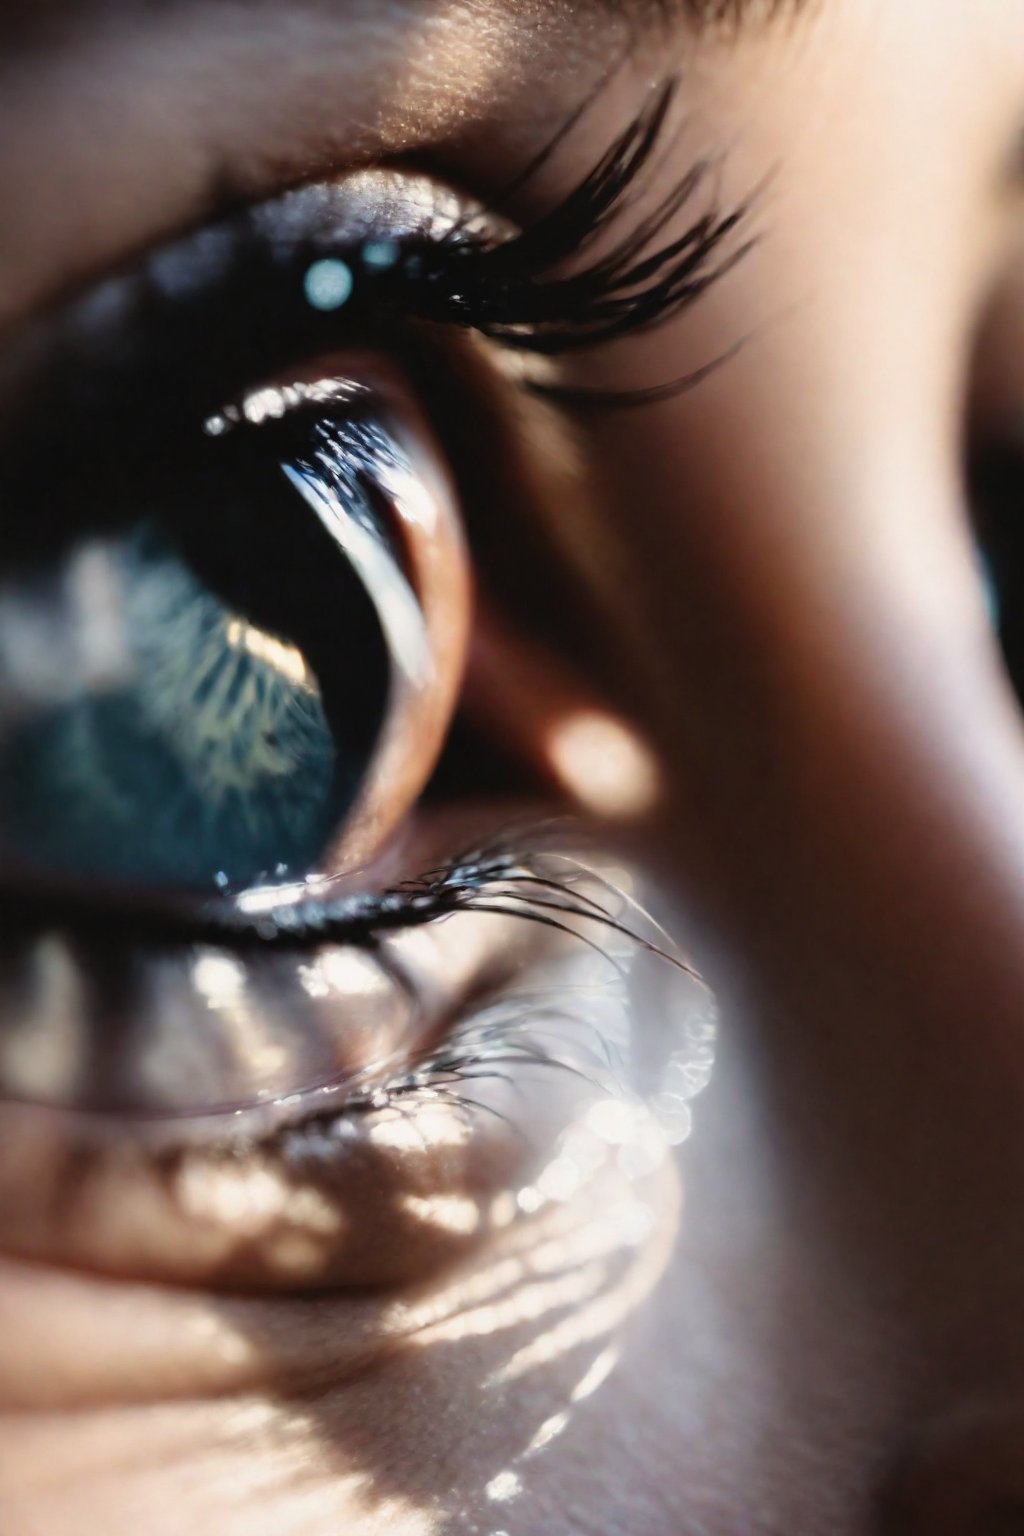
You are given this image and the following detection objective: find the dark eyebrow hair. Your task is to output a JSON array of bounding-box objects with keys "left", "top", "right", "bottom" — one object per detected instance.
[
  {"left": 624, "top": 0, "right": 806, "bottom": 29},
  {"left": 0, "top": 0, "right": 806, "bottom": 46}
]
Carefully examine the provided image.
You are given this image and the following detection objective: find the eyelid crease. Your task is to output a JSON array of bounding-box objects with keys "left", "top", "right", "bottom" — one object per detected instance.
[{"left": 0, "top": 75, "right": 750, "bottom": 450}]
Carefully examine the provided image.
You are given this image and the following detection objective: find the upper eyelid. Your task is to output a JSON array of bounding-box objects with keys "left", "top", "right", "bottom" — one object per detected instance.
[
  {"left": 0, "top": 0, "right": 549, "bottom": 323},
  {"left": 0, "top": 78, "right": 751, "bottom": 442},
  {"left": 0, "top": 169, "right": 493, "bottom": 426}
]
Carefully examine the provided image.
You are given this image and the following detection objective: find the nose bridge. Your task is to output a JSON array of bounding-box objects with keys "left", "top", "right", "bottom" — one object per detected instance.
[
  {"left": 658, "top": 343, "right": 1024, "bottom": 1259},
  {"left": 620, "top": 4, "right": 1024, "bottom": 995},
  {"left": 583, "top": 22, "right": 1024, "bottom": 1384},
  {"left": 638, "top": 317, "right": 1024, "bottom": 1496}
]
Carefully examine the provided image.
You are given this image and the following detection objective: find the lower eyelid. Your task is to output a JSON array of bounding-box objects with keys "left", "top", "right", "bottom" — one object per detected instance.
[{"left": 0, "top": 845, "right": 715, "bottom": 1292}]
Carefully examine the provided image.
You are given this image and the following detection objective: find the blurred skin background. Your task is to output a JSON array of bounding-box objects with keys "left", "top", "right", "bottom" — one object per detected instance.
[{"left": 2, "top": 0, "right": 1024, "bottom": 1532}]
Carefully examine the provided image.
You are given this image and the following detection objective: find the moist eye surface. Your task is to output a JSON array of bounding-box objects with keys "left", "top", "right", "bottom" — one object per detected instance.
[
  {"left": 0, "top": 397, "right": 407, "bottom": 892},
  {"left": 0, "top": 111, "right": 725, "bottom": 1298}
]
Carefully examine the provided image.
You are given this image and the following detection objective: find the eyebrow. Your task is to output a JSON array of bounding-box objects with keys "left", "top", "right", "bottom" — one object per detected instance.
[
  {"left": 623, "top": 0, "right": 806, "bottom": 29},
  {"left": 0, "top": 0, "right": 806, "bottom": 51}
]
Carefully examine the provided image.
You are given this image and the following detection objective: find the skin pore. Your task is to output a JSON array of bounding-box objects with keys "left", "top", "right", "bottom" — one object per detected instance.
[{"left": 3, "top": 1, "right": 1024, "bottom": 1534}]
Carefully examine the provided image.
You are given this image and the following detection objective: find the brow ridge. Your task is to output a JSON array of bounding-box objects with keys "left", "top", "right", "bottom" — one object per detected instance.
[{"left": 613, "top": 0, "right": 807, "bottom": 31}]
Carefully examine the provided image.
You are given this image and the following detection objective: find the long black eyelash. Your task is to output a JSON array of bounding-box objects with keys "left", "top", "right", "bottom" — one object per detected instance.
[
  {"left": 0, "top": 75, "right": 749, "bottom": 466},
  {"left": 417, "top": 77, "right": 752, "bottom": 361}
]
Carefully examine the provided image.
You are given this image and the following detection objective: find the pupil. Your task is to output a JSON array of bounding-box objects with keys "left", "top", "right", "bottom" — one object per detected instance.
[
  {"left": 972, "top": 444, "right": 1024, "bottom": 701},
  {"left": 0, "top": 409, "right": 393, "bottom": 892}
]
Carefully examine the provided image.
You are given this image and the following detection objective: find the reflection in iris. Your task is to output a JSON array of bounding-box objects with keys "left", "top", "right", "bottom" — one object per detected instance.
[{"left": 0, "top": 390, "right": 418, "bottom": 892}]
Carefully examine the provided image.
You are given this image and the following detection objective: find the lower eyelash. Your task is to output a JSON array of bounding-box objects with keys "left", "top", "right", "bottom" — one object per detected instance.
[
  {"left": 260, "top": 844, "right": 705, "bottom": 1152},
  {"left": 203, "top": 834, "right": 701, "bottom": 980},
  {"left": 0, "top": 846, "right": 713, "bottom": 1290}
]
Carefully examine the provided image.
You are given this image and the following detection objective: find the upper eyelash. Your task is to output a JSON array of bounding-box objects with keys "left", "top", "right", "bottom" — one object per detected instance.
[
  {"left": 0, "top": 76, "right": 749, "bottom": 459},
  {"left": 420, "top": 77, "right": 751, "bottom": 360}
]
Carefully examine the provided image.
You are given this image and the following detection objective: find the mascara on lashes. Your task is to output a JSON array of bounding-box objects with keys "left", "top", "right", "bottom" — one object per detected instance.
[
  {"left": 0, "top": 80, "right": 752, "bottom": 938},
  {"left": 0, "top": 76, "right": 748, "bottom": 477}
]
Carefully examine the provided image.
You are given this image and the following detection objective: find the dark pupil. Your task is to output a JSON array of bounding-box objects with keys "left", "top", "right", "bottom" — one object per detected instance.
[
  {"left": 972, "top": 444, "right": 1024, "bottom": 699},
  {"left": 0, "top": 410, "right": 392, "bottom": 892}
]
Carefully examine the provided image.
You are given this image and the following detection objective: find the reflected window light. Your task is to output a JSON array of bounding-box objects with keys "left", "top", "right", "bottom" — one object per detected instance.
[
  {"left": 485, "top": 1471, "right": 523, "bottom": 1504},
  {"left": 616, "top": 1132, "right": 667, "bottom": 1180},
  {"left": 191, "top": 950, "right": 290, "bottom": 1081},
  {"left": 649, "top": 1093, "right": 695, "bottom": 1146},
  {"left": 394, "top": 1255, "right": 528, "bottom": 1333},
  {"left": 0, "top": 937, "right": 85, "bottom": 1099},
  {"left": 225, "top": 619, "right": 311, "bottom": 690},
  {"left": 192, "top": 951, "right": 248, "bottom": 1010},
  {"left": 184, "top": 1311, "right": 256, "bottom": 1370},
  {"left": 493, "top": 1182, "right": 679, "bottom": 1386},
  {"left": 66, "top": 542, "right": 131, "bottom": 690},
  {"left": 558, "top": 1123, "right": 612, "bottom": 1180},
  {"left": 176, "top": 1159, "right": 290, "bottom": 1230},
  {"left": 570, "top": 1345, "right": 621, "bottom": 1404},
  {"left": 369, "top": 1102, "right": 471, "bottom": 1151},
  {"left": 536, "top": 1154, "right": 585, "bottom": 1204},
  {"left": 318, "top": 947, "right": 392, "bottom": 1000},
  {"left": 411, "top": 1261, "right": 608, "bottom": 1349},
  {"left": 285, "top": 1185, "right": 344, "bottom": 1237},
  {"left": 585, "top": 1096, "right": 649, "bottom": 1146},
  {"left": 401, "top": 1194, "right": 481, "bottom": 1235},
  {"left": 527, "top": 1411, "right": 570, "bottom": 1454},
  {"left": 361, "top": 239, "right": 400, "bottom": 271},
  {"left": 664, "top": 1053, "right": 715, "bottom": 1100},
  {"left": 297, "top": 961, "right": 331, "bottom": 1001},
  {"left": 303, "top": 257, "right": 354, "bottom": 312}
]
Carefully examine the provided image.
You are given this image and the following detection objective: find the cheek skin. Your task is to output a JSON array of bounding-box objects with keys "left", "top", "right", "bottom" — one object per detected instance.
[
  {"left": 0, "top": 1153, "right": 686, "bottom": 1535},
  {"left": 0, "top": 1055, "right": 907, "bottom": 1536}
]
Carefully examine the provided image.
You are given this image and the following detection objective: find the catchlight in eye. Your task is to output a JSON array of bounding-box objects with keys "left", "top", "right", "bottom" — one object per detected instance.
[{"left": 0, "top": 364, "right": 470, "bottom": 895}]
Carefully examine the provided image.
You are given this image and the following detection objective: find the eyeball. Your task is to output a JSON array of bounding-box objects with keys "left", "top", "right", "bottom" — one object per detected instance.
[{"left": 0, "top": 360, "right": 471, "bottom": 896}]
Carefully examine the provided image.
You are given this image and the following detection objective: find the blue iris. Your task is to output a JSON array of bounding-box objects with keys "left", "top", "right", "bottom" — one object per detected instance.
[
  {"left": 0, "top": 410, "right": 398, "bottom": 892},
  {"left": 0, "top": 525, "right": 350, "bottom": 889}
]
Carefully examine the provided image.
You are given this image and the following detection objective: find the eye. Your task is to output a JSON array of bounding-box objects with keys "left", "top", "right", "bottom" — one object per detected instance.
[
  {"left": 971, "top": 442, "right": 1024, "bottom": 698},
  {"left": 967, "top": 256, "right": 1024, "bottom": 702},
  {"left": 0, "top": 105, "right": 728, "bottom": 1291},
  {"left": 0, "top": 366, "right": 469, "bottom": 895}
]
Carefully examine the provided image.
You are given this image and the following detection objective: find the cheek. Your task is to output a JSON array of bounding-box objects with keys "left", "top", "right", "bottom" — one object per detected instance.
[
  {"left": 0, "top": 1034, "right": 913, "bottom": 1536},
  {"left": 0, "top": 1155, "right": 683, "bottom": 1535}
]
